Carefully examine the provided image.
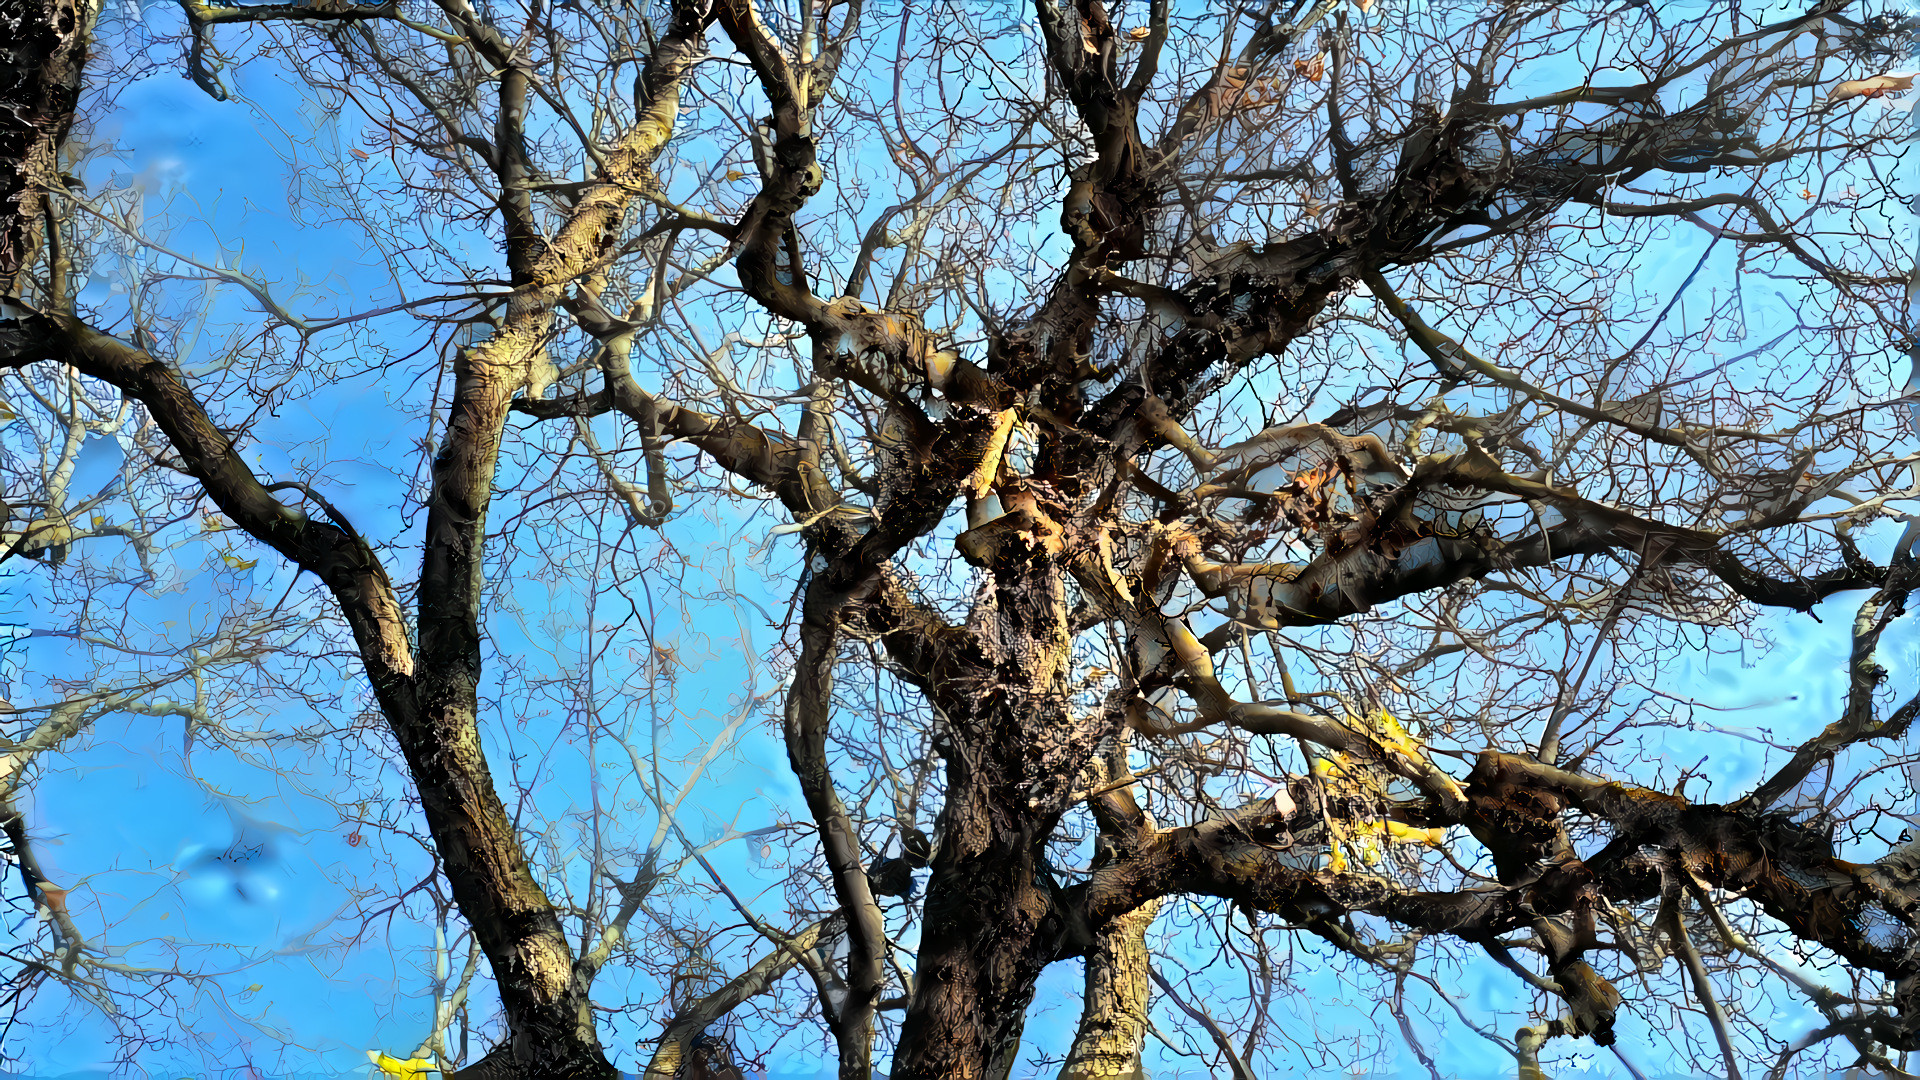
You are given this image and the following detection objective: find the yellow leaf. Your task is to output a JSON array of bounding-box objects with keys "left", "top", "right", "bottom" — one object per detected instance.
[
  {"left": 222, "top": 554, "right": 257, "bottom": 571},
  {"left": 1828, "top": 73, "right": 1915, "bottom": 104},
  {"left": 0, "top": 398, "right": 14, "bottom": 423},
  {"left": 1124, "top": 26, "right": 1150, "bottom": 40},
  {"left": 1295, "top": 53, "right": 1325, "bottom": 82},
  {"left": 1358, "top": 707, "right": 1423, "bottom": 759},
  {"left": 366, "top": 1051, "right": 439, "bottom": 1078},
  {"left": 725, "top": 169, "right": 745, "bottom": 181},
  {"left": 90, "top": 515, "right": 105, "bottom": 529}
]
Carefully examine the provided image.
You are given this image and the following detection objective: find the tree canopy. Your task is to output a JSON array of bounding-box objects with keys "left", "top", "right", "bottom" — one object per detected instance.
[{"left": 3, "top": 0, "right": 1920, "bottom": 1077}]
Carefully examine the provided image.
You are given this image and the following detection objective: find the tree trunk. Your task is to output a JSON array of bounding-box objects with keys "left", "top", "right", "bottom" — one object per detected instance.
[
  {"left": 892, "top": 556, "right": 1094, "bottom": 1080},
  {"left": 893, "top": 820, "right": 1059, "bottom": 1080},
  {"left": 415, "top": 344, "right": 614, "bottom": 1079},
  {"left": 787, "top": 582, "right": 887, "bottom": 1080},
  {"left": 0, "top": 0, "right": 96, "bottom": 294}
]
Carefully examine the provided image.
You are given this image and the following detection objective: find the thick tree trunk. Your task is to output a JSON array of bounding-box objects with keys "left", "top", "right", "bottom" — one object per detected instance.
[
  {"left": 893, "top": 821, "right": 1059, "bottom": 1080},
  {"left": 892, "top": 557, "right": 1093, "bottom": 1080},
  {"left": 0, "top": 0, "right": 96, "bottom": 294}
]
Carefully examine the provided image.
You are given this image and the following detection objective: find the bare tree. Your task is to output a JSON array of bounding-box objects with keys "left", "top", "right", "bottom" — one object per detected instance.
[{"left": 4, "top": 0, "right": 1920, "bottom": 1077}]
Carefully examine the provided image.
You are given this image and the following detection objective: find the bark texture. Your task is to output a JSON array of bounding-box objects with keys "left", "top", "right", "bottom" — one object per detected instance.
[
  {"left": 1059, "top": 898, "right": 1160, "bottom": 1080},
  {"left": 0, "top": 0, "right": 94, "bottom": 293},
  {"left": 6, "top": 0, "right": 1917, "bottom": 1076}
]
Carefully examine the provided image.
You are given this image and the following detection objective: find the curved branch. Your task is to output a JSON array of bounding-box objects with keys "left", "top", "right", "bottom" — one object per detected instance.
[{"left": 643, "top": 918, "right": 836, "bottom": 1080}]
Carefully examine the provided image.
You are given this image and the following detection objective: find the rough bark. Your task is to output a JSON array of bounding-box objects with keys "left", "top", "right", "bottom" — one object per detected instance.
[
  {"left": 0, "top": 0, "right": 95, "bottom": 294},
  {"left": 1059, "top": 897, "right": 1160, "bottom": 1080},
  {"left": 7, "top": 0, "right": 1914, "bottom": 1075},
  {"left": 887, "top": 552, "right": 1094, "bottom": 1079}
]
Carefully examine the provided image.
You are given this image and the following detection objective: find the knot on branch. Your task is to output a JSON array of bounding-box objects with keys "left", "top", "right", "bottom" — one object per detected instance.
[{"left": 1465, "top": 752, "right": 1571, "bottom": 871}]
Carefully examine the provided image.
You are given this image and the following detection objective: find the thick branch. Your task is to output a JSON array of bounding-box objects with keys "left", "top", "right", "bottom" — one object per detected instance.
[{"left": 0, "top": 314, "right": 415, "bottom": 694}]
